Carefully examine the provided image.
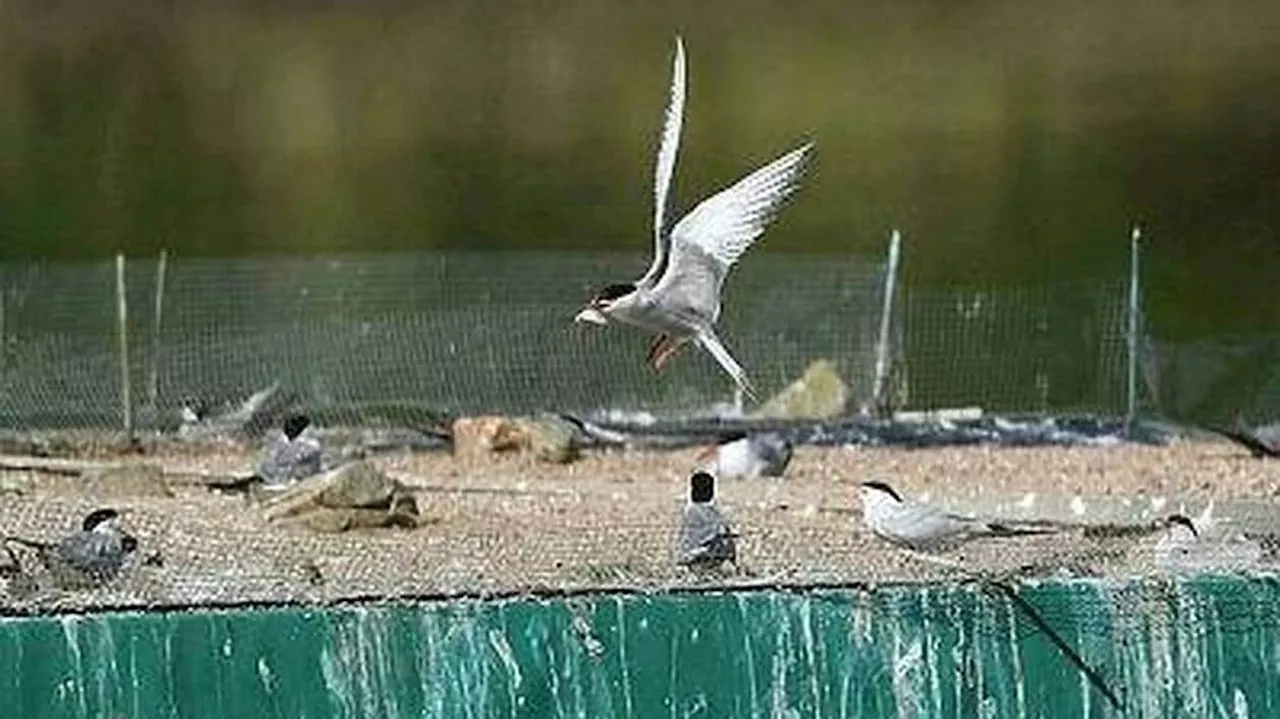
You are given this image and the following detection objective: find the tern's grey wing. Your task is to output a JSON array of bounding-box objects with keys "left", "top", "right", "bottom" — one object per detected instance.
[
  {"left": 256, "top": 435, "right": 294, "bottom": 483},
  {"left": 648, "top": 243, "right": 724, "bottom": 324},
  {"left": 678, "top": 504, "right": 736, "bottom": 564},
  {"left": 289, "top": 435, "right": 324, "bottom": 478},
  {"left": 637, "top": 36, "right": 687, "bottom": 290},
  {"left": 657, "top": 142, "right": 813, "bottom": 306},
  {"left": 257, "top": 434, "right": 324, "bottom": 484},
  {"left": 752, "top": 433, "right": 792, "bottom": 476},
  {"left": 56, "top": 531, "right": 127, "bottom": 576},
  {"left": 893, "top": 501, "right": 980, "bottom": 545}
]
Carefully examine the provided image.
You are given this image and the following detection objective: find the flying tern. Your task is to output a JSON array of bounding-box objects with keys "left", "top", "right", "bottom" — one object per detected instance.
[{"left": 574, "top": 36, "right": 814, "bottom": 401}]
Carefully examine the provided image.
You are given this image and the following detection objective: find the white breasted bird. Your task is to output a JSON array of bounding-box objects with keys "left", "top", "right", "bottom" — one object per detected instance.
[
  {"left": 697, "top": 431, "right": 793, "bottom": 479},
  {"left": 859, "top": 480, "right": 1055, "bottom": 551},
  {"left": 573, "top": 36, "right": 814, "bottom": 401},
  {"left": 255, "top": 413, "right": 324, "bottom": 485},
  {"left": 1153, "top": 509, "right": 1273, "bottom": 571},
  {"left": 677, "top": 471, "right": 738, "bottom": 567},
  {"left": 5, "top": 508, "right": 139, "bottom": 589}
]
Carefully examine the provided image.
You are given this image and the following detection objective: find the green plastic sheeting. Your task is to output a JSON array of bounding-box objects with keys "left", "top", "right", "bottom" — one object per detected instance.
[{"left": 1, "top": 576, "right": 1276, "bottom": 718}]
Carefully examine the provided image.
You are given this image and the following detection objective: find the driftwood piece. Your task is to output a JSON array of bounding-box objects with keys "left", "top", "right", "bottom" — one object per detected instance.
[
  {"left": 258, "top": 461, "right": 426, "bottom": 532},
  {"left": 0, "top": 453, "right": 245, "bottom": 489}
]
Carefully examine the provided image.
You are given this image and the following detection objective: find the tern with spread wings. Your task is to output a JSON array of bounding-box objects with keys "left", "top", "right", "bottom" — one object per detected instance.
[{"left": 573, "top": 36, "right": 814, "bottom": 401}]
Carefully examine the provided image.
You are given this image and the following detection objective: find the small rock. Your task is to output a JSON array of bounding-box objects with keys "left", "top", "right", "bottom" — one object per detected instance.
[
  {"left": 451, "top": 416, "right": 530, "bottom": 456},
  {"left": 316, "top": 461, "right": 399, "bottom": 509},
  {"left": 753, "top": 359, "right": 849, "bottom": 419},
  {"left": 261, "top": 460, "right": 424, "bottom": 532},
  {"left": 520, "top": 414, "right": 580, "bottom": 464}
]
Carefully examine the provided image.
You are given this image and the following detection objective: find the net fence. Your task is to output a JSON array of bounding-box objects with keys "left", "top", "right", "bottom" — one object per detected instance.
[
  {"left": 0, "top": 251, "right": 1276, "bottom": 626},
  {"left": 0, "top": 250, "right": 1165, "bottom": 431}
]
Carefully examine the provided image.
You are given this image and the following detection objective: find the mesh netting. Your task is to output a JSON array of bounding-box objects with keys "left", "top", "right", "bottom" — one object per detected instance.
[
  {"left": 0, "top": 251, "right": 1155, "bottom": 430},
  {"left": 0, "top": 251, "right": 1277, "bottom": 618},
  {"left": 1, "top": 252, "right": 888, "bottom": 427},
  {"left": 5, "top": 251, "right": 1270, "bottom": 433}
]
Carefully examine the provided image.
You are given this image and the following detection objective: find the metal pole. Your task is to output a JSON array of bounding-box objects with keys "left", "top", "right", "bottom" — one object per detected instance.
[
  {"left": 116, "top": 253, "right": 133, "bottom": 441},
  {"left": 147, "top": 249, "right": 168, "bottom": 413},
  {"left": 1125, "top": 226, "right": 1141, "bottom": 432},
  {"left": 0, "top": 265, "right": 6, "bottom": 379},
  {"left": 872, "top": 229, "right": 902, "bottom": 416}
]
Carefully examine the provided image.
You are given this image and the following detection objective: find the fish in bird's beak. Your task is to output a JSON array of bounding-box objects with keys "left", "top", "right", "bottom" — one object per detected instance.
[{"left": 573, "top": 306, "right": 609, "bottom": 325}]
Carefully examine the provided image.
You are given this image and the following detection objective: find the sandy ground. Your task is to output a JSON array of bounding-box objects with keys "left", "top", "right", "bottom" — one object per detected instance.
[{"left": 1, "top": 439, "right": 1277, "bottom": 612}]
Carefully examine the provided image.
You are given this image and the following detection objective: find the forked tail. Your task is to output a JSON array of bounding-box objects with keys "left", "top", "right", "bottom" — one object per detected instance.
[
  {"left": 697, "top": 329, "right": 758, "bottom": 403},
  {"left": 984, "top": 521, "right": 1060, "bottom": 538}
]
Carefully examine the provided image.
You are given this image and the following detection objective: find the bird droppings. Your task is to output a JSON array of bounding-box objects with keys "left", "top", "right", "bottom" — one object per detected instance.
[{"left": 1070, "top": 496, "right": 1087, "bottom": 516}]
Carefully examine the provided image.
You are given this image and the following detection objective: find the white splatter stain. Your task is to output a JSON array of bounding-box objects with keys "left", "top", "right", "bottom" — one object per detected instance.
[
  {"left": 256, "top": 657, "right": 275, "bottom": 694},
  {"left": 1233, "top": 688, "right": 1250, "bottom": 718},
  {"left": 1070, "top": 496, "right": 1086, "bottom": 516}
]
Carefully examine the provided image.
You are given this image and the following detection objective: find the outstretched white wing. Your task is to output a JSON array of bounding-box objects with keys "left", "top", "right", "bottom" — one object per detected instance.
[
  {"left": 637, "top": 35, "right": 687, "bottom": 289},
  {"left": 654, "top": 142, "right": 814, "bottom": 318},
  {"left": 667, "top": 142, "right": 812, "bottom": 274}
]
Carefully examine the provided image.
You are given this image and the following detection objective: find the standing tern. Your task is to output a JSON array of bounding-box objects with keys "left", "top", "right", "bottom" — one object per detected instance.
[
  {"left": 677, "top": 471, "right": 739, "bottom": 567},
  {"left": 573, "top": 36, "right": 815, "bottom": 401},
  {"left": 859, "top": 480, "right": 1056, "bottom": 551}
]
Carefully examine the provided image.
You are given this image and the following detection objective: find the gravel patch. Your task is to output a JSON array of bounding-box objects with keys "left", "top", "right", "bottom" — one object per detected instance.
[{"left": 1, "top": 439, "right": 1277, "bottom": 613}]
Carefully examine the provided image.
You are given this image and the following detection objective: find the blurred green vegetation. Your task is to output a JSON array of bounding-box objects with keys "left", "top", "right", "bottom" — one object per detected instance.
[{"left": 0, "top": 0, "right": 1277, "bottom": 337}]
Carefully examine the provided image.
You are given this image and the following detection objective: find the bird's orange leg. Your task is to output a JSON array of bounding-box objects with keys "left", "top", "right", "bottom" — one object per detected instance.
[
  {"left": 652, "top": 338, "right": 685, "bottom": 371},
  {"left": 646, "top": 334, "right": 672, "bottom": 371}
]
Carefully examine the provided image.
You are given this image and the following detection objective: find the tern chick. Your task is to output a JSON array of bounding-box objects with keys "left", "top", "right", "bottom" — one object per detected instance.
[
  {"left": 697, "top": 431, "right": 792, "bottom": 479},
  {"left": 573, "top": 36, "right": 814, "bottom": 401},
  {"left": 677, "top": 471, "right": 738, "bottom": 567},
  {"left": 860, "top": 481, "right": 1055, "bottom": 551},
  {"left": 5, "top": 508, "right": 139, "bottom": 589}
]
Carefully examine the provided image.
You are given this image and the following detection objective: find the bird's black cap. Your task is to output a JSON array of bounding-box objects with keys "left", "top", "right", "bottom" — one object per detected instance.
[
  {"left": 860, "top": 481, "right": 903, "bottom": 502},
  {"left": 1165, "top": 514, "right": 1198, "bottom": 537},
  {"left": 593, "top": 283, "right": 636, "bottom": 303},
  {"left": 715, "top": 431, "right": 750, "bottom": 446},
  {"left": 81, "top": 508, "right": 120, "bottom": 532},
  {"left": 283, "top": 413, "right": 311, "bottom": 440},
  {"left": 690, "top": 471, "right": 716, "bottom": 503}
]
